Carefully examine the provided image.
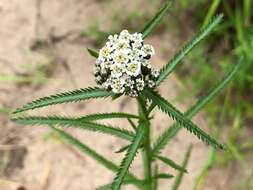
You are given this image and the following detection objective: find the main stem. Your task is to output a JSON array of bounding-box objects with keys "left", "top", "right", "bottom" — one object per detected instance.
[{"left": 137, "top": 97, "right": 153, "bottom": 190}]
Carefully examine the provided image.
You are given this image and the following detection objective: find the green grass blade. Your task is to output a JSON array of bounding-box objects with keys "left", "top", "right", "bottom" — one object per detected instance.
[
  {"left": 155, "top": 155, "right": 187, "bottom": 173},
  {"left": 141, "top": 1, "right": 172, "bottom": 39},
  {"left": 13, "top": 116, "right": 134, "bottom": 141},
  {"left": 13, "top": 87, "right": 112, "bottom": 114},
  {"left": 87, "top": 48, "right": 99, "bottom": 58},
  {"left": 152, "top": 57, "right": 244, "bottom": 155},
  {"left": 202, "top": 0, "right": 221, "bottom": 28},
  {"left": 112, "top": 122, "right": 146, "bottom": 190},
  {"left": 77, "top": 112, "right": 140, "bottom": 121},
  {"left": 156, "top": 14, "right": 223, "bottom": 85},
  {"left": 144, "top": 89, "right": 224, "bottom": 149},
  {"left": 50, "top": 126, "right": 140, "bottom": 185},
  {"left": 171, "top": 145, "right": 193, "bottom": 190}
]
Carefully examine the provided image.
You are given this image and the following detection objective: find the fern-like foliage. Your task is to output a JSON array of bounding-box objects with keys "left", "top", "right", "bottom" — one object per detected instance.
[
  {"left": 87, "top": 48, "right": 99, "bottom": 58},
  {"left": 77, "top": 112, "right": 140, "bottom": 122},
  {"left": 112, "top": 122, "right": 146, "bottom": 190},
  {"left": 156, "top": 14, "right": 223, "bottom": 85},
  {"left": 143, "top": 88, "right": 225, "bottom": 149},
  {"left": 13, "top": 116, "right": 134, "bottom": 141},
  {"left": 151, "top": 58, "right": 244, "bottom": 155},
  {"left": 13, "top": 87, "right": 113, "bottom": 114},
  {"left": 141, "top": 0, "right": 172, "bottom": 39},
  {"left": 50, "top": 125, "right": 140, "bottom": 184}
]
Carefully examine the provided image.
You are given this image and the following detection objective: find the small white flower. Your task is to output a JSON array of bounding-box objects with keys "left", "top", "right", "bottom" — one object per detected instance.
[
  {"left": 151, "top": 69, "right": 160, "bottom": 78},
  {"left": 119, "top": 30, "right": 130, "bottom": 40},
  {"left": 142, "top": 44, "right": 155, "bottom": 57},
  {"left": 115, "top": 39, "right": 130, "bottom": 51},
  {"left": 125, "top": 61, "right": 141, "bottom": 76},
  {"left": 148, "top": 80, "right": 156, "bottom": 88},
  {"left": 99, "top": 46, "right": 112, "bottom": 59},
  {"left": 113, "top": 50, "right": 129, "bottom": 65},
  {"left": 112, "top": 78, "right": 125, "bottom": 94},
  {"left": 111, "top": 64, "right": 124, "bottom": 78}
]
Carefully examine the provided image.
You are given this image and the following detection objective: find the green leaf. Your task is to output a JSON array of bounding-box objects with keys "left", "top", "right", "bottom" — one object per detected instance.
[
  {"left": 112, "top": 122, "right": 146, "bottom": 190},
  {"left": 172, "top": 145, "right": 193, "bottom": 190},
  {"left": 152, "top": 57, "right": 244, "bottom": 155},
  {"left": 141, "top": 1, "right": 172, "bottom": 39},
  {"left": 115, "top": 144, "right": 130, "bottom": 153},
  {"left": 144, "top": 89, "right": 224, "bottom": 149},
  {"left": 156, "top": 14, "right": 223, "bottom": 85},
  {"left": 50, "top": 125, "right": 140, "bottom": 186},
  {"left": 13, "top": 116, "right": 134, "bottom": 141},
  {"left": 13, "top": 87, "right": 112, "bottom": 114},
  {"left": 155, "top": 155, "right": 187, "bottom": 173},
  {"left": 77, "top": 112, "right": 140, "bottom": 122},
  {"left": 153, "top": 173, "right": 174, "bottom": 179},
  {"left": 87, "top": 48, "right": 99, "bottom": 58}
]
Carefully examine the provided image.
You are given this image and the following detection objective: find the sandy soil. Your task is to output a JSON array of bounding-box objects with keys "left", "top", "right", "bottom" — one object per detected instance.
[{"left": 0, "top": 1, "right": 251, "bottom": 190}]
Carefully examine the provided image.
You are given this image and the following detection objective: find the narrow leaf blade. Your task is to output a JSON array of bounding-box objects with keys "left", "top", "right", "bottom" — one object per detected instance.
[
  {"left": 87, "top": 48, "right": 99, "bottom": 58},
  {"left": 144, "top": 88, "right": 224, "bottom": 149},
  {"left": 78, "top": 112, "right": 140, "bottom": 122},
  {"left": 156, "top": 155, "right": 187, "bottom": 173},
  {"left": 13, "top": 87, "right": 112, "bottom": 113},
  {"left": 157, "top": 14, "right": 223, "bottom": 85},
  {"left": 172, "top": 145, "right": 193, "bottom": 190},
  {"left": 152, "top": 57, "right": 244, "bottom": 155},
  {"left": 50, "top": 126, "right": 140, "bottom": 184},
  {"left": 141, "top": 1, "right": 172, "bottom": 39},
  {"left": 112, "top": 122, "right": 146, "bottom": 190},
  {"left": 13, "top": 116, "right": 134, "bottom": 141}
]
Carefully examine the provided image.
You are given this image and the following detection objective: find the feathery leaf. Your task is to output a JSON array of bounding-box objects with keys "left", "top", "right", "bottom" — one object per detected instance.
[
  {"left": 87, "top": 48, "right": 99, "bottom": 58},
  {"left": 112, "top": 122, "right": 146, "bottom": 190},
  {"left": 144, "top": 88, "right": 225, "bottom": 149},
  {"left": 141, "top": 1, "right": 172, "bottom": 39},
  {"left": 152, "top": 57, "right": 244, "bottom": 155},
  {"left": 156, "top": 14, "right": 223, "bottom": 85},
  {"left": 13, "top": 116, "right": 134, "bottom": 141},
  {"left": 172, "top": 145, "right": 192, "bottom": 190},
  {"left": 13, "top": 87, "right": 112, "bottom": 113},
  {"left": 155, "top": 155, "right": 187, "bottom": 173},
  {"left": 50, "top": 126, "right": 140, "bottom": 185}
]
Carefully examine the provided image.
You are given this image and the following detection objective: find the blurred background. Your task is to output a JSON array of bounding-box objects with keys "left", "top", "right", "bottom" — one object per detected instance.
[{"left": 0, "top": 0, "right": 252, "bottom": 189}]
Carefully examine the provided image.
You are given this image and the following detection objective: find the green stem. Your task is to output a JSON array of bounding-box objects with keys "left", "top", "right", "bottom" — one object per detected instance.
[{"left": 137, "top": 96, "right": 153, "bottom": 190}]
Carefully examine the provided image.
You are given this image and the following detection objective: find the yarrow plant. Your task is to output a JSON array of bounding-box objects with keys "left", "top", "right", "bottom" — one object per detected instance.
[
  {"left": 12, "top": 1, "right": 243, "bottom": 190},
  {"left": 95, "top": 30, "right": 158, "bottom": 97}
]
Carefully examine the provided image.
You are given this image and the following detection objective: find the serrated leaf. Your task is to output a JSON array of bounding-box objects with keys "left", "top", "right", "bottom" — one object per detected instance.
[
  {"left": 144, "top": 88, "right": 224, "bottom": 149},
  {"left": 77, "top": 112, "right": 140, "bottom": 122},
  {"left": 50, "top": 125, "right": 140, "bottom": 185},
  {"left": 13, "top": 116, "right": 134, "bottom": 141},
  {"left": 141, "top": 1, "right": 172, "bottom": 39},
  {"left": 152, "top": 57, "right": 244, "bottom": 155},
  {"left": 155, "top": 155, "right": 187, "bottom": 173},
  {"left": 13, "top": 87, "right": 112, "bottom": 113},
  {"left": 87, "top": 48, "right": 99, "bottom": 58},
  {"left": 172, "top": 145, "right": 192, "bottom": 190},
  {"left": 156, "top": 14, "right": 223, "bottom": 85},
  {"left": 112, "top": 122, "right": 146, "bottom": 190}
]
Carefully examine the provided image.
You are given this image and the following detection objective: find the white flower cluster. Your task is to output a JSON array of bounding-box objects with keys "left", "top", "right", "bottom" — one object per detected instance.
[{"left": 94, "top": 30, "right": 159, "bottom": 97}]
